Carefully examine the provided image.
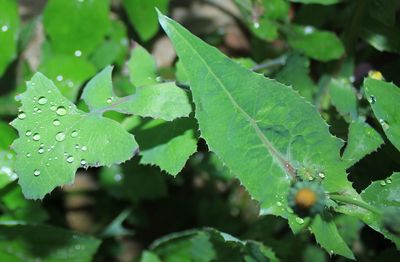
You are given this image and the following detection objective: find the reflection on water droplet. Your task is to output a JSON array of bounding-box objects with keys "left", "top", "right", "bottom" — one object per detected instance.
[
  {"left": 56, "top": 132, "right": 66, "bottom": 142},
  {"left": 277, "top": 201, "right": 282, "bottom": 207},
  {"left": 114, "top": 174, "right": 122, "bottom": 182},
  {"left": 38, "top": 96, "right": 48, "bottom": 105},
  {"left": 38, "top": 147, "right": 45, "bottom": 154},
  {"left": 318, "top": 172, "right": 325, "bottom": 179},
  {"left": 1, "top": 25, "right": 8, "bottom": 32},
  {"left": 56, "top": 106, "right": 67, "bottom": 116},
  {"left": 18, "top": 111, "right": 26, "bottom": 119},
  {"left": 379, "top": 119, "right": 389, "bottom": 130},
  {"left": 81, "top": 146, "right": 87, "bottom": 151},
  {"left": 32, "top": 133, "right": 41, "bottom": 141},
  {"left": 380, "top": 181, "right": 386, "bottom": 186},
  {"left": 34, "top": 169, "right": 40, "bottom": 176},
  {"left": 304, "top": 26, "right": 314, "bottom": 34},
  {"left": 53, "top": 119, "right": 61, "bottom": 126},
  {"left": 67, "top": 156, "right": 74, "bottom": 163},
  {"left": 56, "top": 75, "right": 63, "bottom": 81},
  {"left": 26, "top": 153, "right": 31, "bottom": 158},
  {"left": 50, "top": 105, "right": 57, "bottom": 111},
  {"left": 253, "top": 22, "right": 260, "bottom": 29},
  {"left": 25, "top": 130, "right": 32, "bottom": 136},
  {"left": 386, "top": 178, "right": 392, "bottom": 184},
  {"left": 74, "top": 50, "right": 82, "bottom": 57},
  {"left": 80, "top": 159, "right": 87, "bottom": 166},
  {"left": 295, "top": 217, "right": 304, "bottom": 224},
  {"left": 106, "top": 98, "right": 112, "bottom": 104},
  {"left": 71, "top": 130, "right": 78, "bottom": 138}
]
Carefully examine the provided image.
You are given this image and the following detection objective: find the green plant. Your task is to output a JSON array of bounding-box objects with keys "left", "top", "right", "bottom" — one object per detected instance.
[{"left": 0, "top": 0, "right": 399, "bottom": 261}]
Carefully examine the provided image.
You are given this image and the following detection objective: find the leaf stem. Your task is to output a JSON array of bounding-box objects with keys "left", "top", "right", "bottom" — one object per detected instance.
[
  {"left": 251, "top": 55, "right": 287, "bottom": 72},
  {"left": 329, "top": 194, "right": 381, "bottom": 215}
]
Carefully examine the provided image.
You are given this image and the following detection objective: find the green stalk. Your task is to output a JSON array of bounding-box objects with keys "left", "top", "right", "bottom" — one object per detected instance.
[{"left": 330, "top": 194, "right": 381, "bottom": 215}]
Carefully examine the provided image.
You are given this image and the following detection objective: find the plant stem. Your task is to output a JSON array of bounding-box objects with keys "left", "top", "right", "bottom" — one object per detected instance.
[
  {"left": 251, "top": 55, "right": 287, "bottom": 71},
  {"left": 330, "top": 194, "right": 381, "bottom": 215}
]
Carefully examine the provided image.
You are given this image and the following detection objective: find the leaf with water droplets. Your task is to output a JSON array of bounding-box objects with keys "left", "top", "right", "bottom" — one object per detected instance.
[
  {"left": 0, "top": 223, "right": 100, "bottom": 261},
  {"left": 11, "top": 73, "right": 138, "bottom": 199},
  {"left": 82, "top": 66, "right": 192, "bottom": 121},
  {"left": 364, "top": 78, "right": 400, "bottom": 152},
  {"left": 342, "top": 121, "right": 384, "bottom": 168},
  {"left": 158, "top": 12, "right": 357, "bottom": 257}
]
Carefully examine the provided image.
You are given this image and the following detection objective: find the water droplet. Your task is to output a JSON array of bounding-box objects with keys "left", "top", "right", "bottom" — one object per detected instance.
[
  {"left": 26, "top": 153, "right": 31, "bottom": 158},
  {"left": 114, "top": 174, "right": 122, "bottom": 182},
  {"left": 50, "top": 105, "right": 57, "bottom": 111},
  {"left": 318, "top": 172, "right": 325, "bottom": 179},
  {"left": 1, "top": 25, "right": 8, "bottom": 32},
  {"left": 386, "top": 178, "right": 392, "bottom": 184},
  {"left": 18, "top": 111, "right": 26, "bottom": 119},
  {"left": 38, "top": 96, "right": 48, "bottom": 105},
  {"left": 379, "top": 119, "right": 389, "bottom": 130},
  {"left": 25, "top": 130, "right": 32, "bottom": 137},
  {"left": 53, "top": 119, "right": 61, "bottom": 126},
  {"left": 303, "top": 26, "right": 314, "bottom": 34},
  {"left": 32, "top": 133, "right": 41, "bottom": 141},
  {"left": 38, "top": 147, "right": 45, "bottom": 154},
  {"left": 56, "top": 75, "right": 63, "bottom": 81},
  {"left": 56, "top": 106, "right": 67, "bottom": 116},
  {"left": 156, "top": 76, "right": 163, "bottom": 82},
  {"left": 253, "top": 22, "right": 260, "bottom": 29},
  {"left": 66, "top": 156, "right": 74, "bottom": 163},
  {"left": 368, "top": 95, "right": 376, "bottom": 104},
  {"left": 81, "top": 145, "right": 87, "bottom": 151},
  {"left": 75, "top": 144, "right": 80, "bottom": 149},
  {"left": 71, "top": 130, "right": 79, "bottom": 138},
  {"left": 55, "top": 132, "right": 66, "bottom": 142},
  {"left": 34, "top": 169, "right": 40, "bottom": 176},
  {"left": 80, "top": 159, "right": 87, "bottom": 166},
  {"left": 74, "top": 50, "right": 82, "bottom": 57},
  {"left": 295, "top": 217, "right": 304, "bottom": 224},
  {"left": 380, "top": 181, "right": 386, "bottom": 186},
  {"left": 106, "top": 97, "right": 113, "bottom": 104},
  {"left": 277, "top": 201, "right": 282, "bottom": 207}
]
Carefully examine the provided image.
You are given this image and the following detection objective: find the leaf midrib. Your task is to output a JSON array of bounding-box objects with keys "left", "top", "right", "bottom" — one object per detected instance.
[{"left": 169, "top": 23, "right": 295, "bottom": 178}]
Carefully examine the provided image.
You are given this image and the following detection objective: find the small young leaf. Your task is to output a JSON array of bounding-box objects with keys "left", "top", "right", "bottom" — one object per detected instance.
[
  {"left": 0, "top": 224, "right": 100, "bottom": 261},
  {"left": 127, "top": 43, "right": 159, "bottom": 87},
  {"left": 287, "top": 25, "right": 345, "bottom": 61},
  {"left": 43, "top": 0, "right": 110, "bottom": 56},
  {"left": 82, "top": 66, "right": 192, "bottom": 121},
  {"left": 123, "top": 0, "right": 169, "bottom": 41},
  {"left": 310, "top": 215, "right": 355, "bottom": 259},
  {"left": 328, "top": 78, "right": 358, "bottom": 121},
  {"left": 0, "top": 0, "right": 19, "bottom": 76},
  {"left": 364, "top": 78, "right": 400, "bottom": 152},
  {"left": 342, "top": 121, "right": 384, "bottom": 168},
  {"left": 11, "top": 73, "right": 138, "bottom": 199}
]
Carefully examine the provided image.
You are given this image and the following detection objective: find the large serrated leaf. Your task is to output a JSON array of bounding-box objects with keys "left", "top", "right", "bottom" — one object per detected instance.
[
  {"left": 11, "top": 73, "right": 138, "bottom": 199},
  {"left": 158, "top": 12, "right": 356, "bottom": 257},
  {"left": 364, "top": 78, "right": 400, "bottom": 152}
]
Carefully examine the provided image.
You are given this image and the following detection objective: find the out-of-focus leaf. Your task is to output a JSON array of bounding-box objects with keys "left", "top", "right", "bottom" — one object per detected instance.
[
  {"left": 342, "top": 121, "right": 384, "bottom": 168},
  {"left": 0, "top": 0, "right": 19, "bottom": 76},
  {"left": 0, "top": 151, "right": 17, "bottom": 189},
  {"left": 287, "top": 24, "right": 345, "bottom": 61},
  {"left": 43, "top": 0, "right": 110, "bottom": 56},
  {"left": 276, "top": 53, "right": 316, "bottom": 101},
  {"left": 140, "top": 251, "right": 162, "bottom": 262},
  {"left": 122, "top": 0, "right": 169, "bottom": 41},
  {"left": 368, "top": 0, "right": 398, "bottom": 26},
  {"left": 361, "top": 19, "right": 400, "bottom": 54},
  {"left": 0, "top": 224, "right": 101, "bottom": 261},
  {"left": 39, "top": 54, "right": 97, "bottom": 101},
  {"left": 364, "top": 78, "right": 400, "bottom": 151},
  {"left": 328, "top": 78, "right": 358, "bottom": 121},
  {"left": 0, "top": 121, "right": 16, "bottom": 150}
]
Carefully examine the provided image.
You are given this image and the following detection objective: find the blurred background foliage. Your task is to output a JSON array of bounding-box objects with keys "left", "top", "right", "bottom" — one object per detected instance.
[{"left": 0, "top": 0, "right": 400, "bottom": 261}]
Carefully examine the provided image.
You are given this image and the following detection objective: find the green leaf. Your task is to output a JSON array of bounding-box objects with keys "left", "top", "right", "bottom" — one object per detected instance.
[
  {"left": 290, "top": 0, "right": 340, "bottom": 4},
  {"left": 287, "top": 25, "right": 345, "bottom": 61},
  {"left": 361, "top": 19, "right": 400, "bottom": 54},
  {"left": 0, "top": 150, "right": 17, "bottom": 190},
  {"left": 11, "top": 73, "right": 138, "bottom": 199},
  {"left": 39, "top": 54, "right": 97, "bottom": 101},
  {"left": 310, "top": 215, "right": 355, "bottom": 259},
  {"left": 364, "top": 78, "right": 400, "bottom": 152},
  {"left": 261, "top": 0, "right": 289, "bottom": 20},
  {"left": 251, "top": 18, "right": 279, "bottom": 42},
  {"left": 0, "top": 0, "right": 19, "bottom": 76},
  {"left": 328, "top": 78, "right": 358, "bottom": 121},
  {"left": 127, "top": 43, "right": 158, "bottom": 87},
  {"left": 43, "top": 0, "right": 110, "bottom": 56},
  {"left": 275, "top": 53, "right": 317, "bottom": 101},
  {"left": 368, "top": 0, "right": 398, "bottom": 26},
  {"left": 158, "top": 11, "right": 355, "bottom": 215},
  {"left": 140, "top": 251, "right": 162, "bottom": 262},
  {"left": 0, "top": 224, "right": 100, "bottom": 261},
  {"left": 82, "top": 66, "right": 192, "bottom": 121},
  {"left": 123, "top": 0, "right": 169, "bottom": 41},
  {"left": 0, "top": 121, "right": 17, "bottom": 151},
  {"left": 127, "top": 116, "right": 198, "bottom": 175},
  {"left": 342, "top": 121, "right": 384, "bottom": 168}
]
